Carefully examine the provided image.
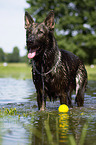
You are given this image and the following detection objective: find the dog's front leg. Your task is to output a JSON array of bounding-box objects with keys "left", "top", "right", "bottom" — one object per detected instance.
[
  {"left": 37, "top": 90, "right": 46, "bottom": 111},
  {"left": 40, "top": 100, "right": 45, "bottom": 111}
]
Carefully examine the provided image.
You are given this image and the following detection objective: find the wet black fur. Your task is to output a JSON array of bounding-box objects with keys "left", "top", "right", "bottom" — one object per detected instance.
[{"left": 25, "top": 11, "right": 87, "bottom": 110}]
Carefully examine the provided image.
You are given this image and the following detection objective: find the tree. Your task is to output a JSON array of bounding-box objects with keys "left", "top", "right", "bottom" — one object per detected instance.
[
  {"left": 7, "top": 47, "right": 20, "bottom": 62},
  {"left": 0, "top": 48, "right": 5, "bottom": 62},
  {"left": 26, "top": 0, "right": 96, "bottom": 64},
  {"left": 12, "top": 47, "right": 20, "bottom": 62}
]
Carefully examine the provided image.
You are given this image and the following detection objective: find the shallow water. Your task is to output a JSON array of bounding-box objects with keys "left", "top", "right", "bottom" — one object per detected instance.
[
  {"left": 0, "top": 78, "right": 96, "bottom": 145},
  {"left": 0, "top": 78, "right": 35, "bottom": 104}
]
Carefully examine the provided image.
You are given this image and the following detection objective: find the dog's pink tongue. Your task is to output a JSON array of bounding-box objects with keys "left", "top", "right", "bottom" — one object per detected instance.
[{"left": 28, "top": 51, "right": 36, "bottom": 59}]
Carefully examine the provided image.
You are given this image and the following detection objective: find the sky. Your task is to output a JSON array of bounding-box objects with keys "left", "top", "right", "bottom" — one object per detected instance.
[{"left": 0, "top": 0, "right": 29, "bottom": 56}]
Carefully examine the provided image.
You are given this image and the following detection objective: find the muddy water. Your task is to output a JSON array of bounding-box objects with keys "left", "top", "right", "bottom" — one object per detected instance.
[{"left": 0, "top": 78, "right": 96, "bottom": 145}]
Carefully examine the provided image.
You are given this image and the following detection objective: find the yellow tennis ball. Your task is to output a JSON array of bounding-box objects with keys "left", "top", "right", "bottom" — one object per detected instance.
[{"left": 58, "top": 104, "right": 69, "bottom": 113}]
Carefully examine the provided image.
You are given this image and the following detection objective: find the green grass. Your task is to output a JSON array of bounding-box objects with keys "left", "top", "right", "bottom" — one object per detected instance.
[
  {"left": 0, "top": 63, "right": 96, "bottom": 80},
  {"left": 0, "top": 63, "right": 31, "bottom": 79},
  {"left": 86, "top": 65, "right": 96, "bottom": 81}
]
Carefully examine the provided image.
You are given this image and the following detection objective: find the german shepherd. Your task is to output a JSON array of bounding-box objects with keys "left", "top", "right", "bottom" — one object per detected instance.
[{"left": 25, "top": 11, "right": 87, "bottom": 110}]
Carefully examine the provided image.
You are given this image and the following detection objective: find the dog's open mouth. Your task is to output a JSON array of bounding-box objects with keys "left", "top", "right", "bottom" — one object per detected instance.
[
  {"left": 28, "top": 50, "right": 36, "bottom": 59},
  {"left": 28, "top": 46, "right": 41, "bottom": 59},
  {"left": 28, "top": 48, "right": 37, "bottom": 59}
]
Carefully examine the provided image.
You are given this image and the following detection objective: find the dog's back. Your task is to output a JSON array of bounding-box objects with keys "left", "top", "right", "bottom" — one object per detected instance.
[{"left": 60, "top": 49, "right": 87, "bottom": 106}]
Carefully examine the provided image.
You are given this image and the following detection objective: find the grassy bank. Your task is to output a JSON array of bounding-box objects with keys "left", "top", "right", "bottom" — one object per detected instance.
[
  {"left": 0, "top": 63, "right": 96, "bottom": 80},
  {"left": 0, "top": 63, "right": 31, "bottom": 79},
  {"left": 85, "top": 65, "right": 96, "bottom": 81}
]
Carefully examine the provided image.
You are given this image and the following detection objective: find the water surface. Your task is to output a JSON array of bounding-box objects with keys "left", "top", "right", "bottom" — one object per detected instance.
[{"left": 0, "top": 78, "right": 96, "bottom": 145}]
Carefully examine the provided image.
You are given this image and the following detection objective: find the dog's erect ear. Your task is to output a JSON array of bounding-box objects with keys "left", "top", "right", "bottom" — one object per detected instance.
[
  {"left": 25, "top": 11, "right": 34, "bottom": 29},
  {"left": 44, "top": 10, "right": 55, "bottom": 30}
]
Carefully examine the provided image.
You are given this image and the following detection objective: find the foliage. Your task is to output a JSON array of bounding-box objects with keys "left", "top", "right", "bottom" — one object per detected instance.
[
  {"left": 12, "top": 47, "right": 20, "bottom": 62},
  {"left": 26, "top": 0, "right": 96, "bottom": 64},
  {"left": 0, "top": 48, "right": 5, "bottom": 62},
  {"left": 6, "top": 46, "right": 20, "bottom": 62},
  {"left": 0, "top": 47, "right": 27, "bottom": 63}
]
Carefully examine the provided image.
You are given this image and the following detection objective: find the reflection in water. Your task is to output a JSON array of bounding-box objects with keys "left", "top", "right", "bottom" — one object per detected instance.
[
  {"left": 31, "top": 112, "right": 48, "bottom": 145},
  {"left": 59, "top": 113, "right": 69, "bottom": 144},
  {"left": 31, "top": 112, "right": 70, "bottom": 145},
  {"left": 0, "top": 79, "right": 96, "bottom": 145}
]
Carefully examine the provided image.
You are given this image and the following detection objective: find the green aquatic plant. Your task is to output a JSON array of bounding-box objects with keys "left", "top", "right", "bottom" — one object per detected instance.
[
  {"left": 0, "top": 107, "right": 17, "bottom": 117},
  {"left": 44, "top": 119, "right": 55, "bottom": 145},
  {"left": 4, "top": 108, "right": 17, "bottom": 116},
  {"left": 31, "top": 115, "right": 89, "bottom": 145},
  {"left": 0, "top": 107, "right": 89, "bottom": 145},
  {"left": 69, "top": 120, "right": 89, "bottom": 145},
  {"left": 44, "top": 117, "right": 89, "bottom": 145},
  {"left": 0, "top": 107, "right": 31, "bottom": 118}
]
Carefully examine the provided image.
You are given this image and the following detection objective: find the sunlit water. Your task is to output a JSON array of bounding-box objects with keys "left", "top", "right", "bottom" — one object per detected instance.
[
  {"left": 0, "top": 78, "right": 35, "bottom": 104},
  {"left": 0, "top": 78, "right": 96, "bottom": 145}
]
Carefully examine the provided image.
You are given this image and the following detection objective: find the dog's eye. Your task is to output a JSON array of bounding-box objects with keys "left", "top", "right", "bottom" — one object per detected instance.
[{"left": 39, "top": 31, "right": 43, "bottom": 34}]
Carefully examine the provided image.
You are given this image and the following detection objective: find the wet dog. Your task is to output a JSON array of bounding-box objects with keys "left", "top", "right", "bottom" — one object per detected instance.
[{"left": 25, "top": 11, "right": 87, "bottom": 110}]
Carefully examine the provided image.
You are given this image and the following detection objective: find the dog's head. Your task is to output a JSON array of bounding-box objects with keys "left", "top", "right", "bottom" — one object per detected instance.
[{"left": 25, "top": 11, "right": 55, "bottom": 59}]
